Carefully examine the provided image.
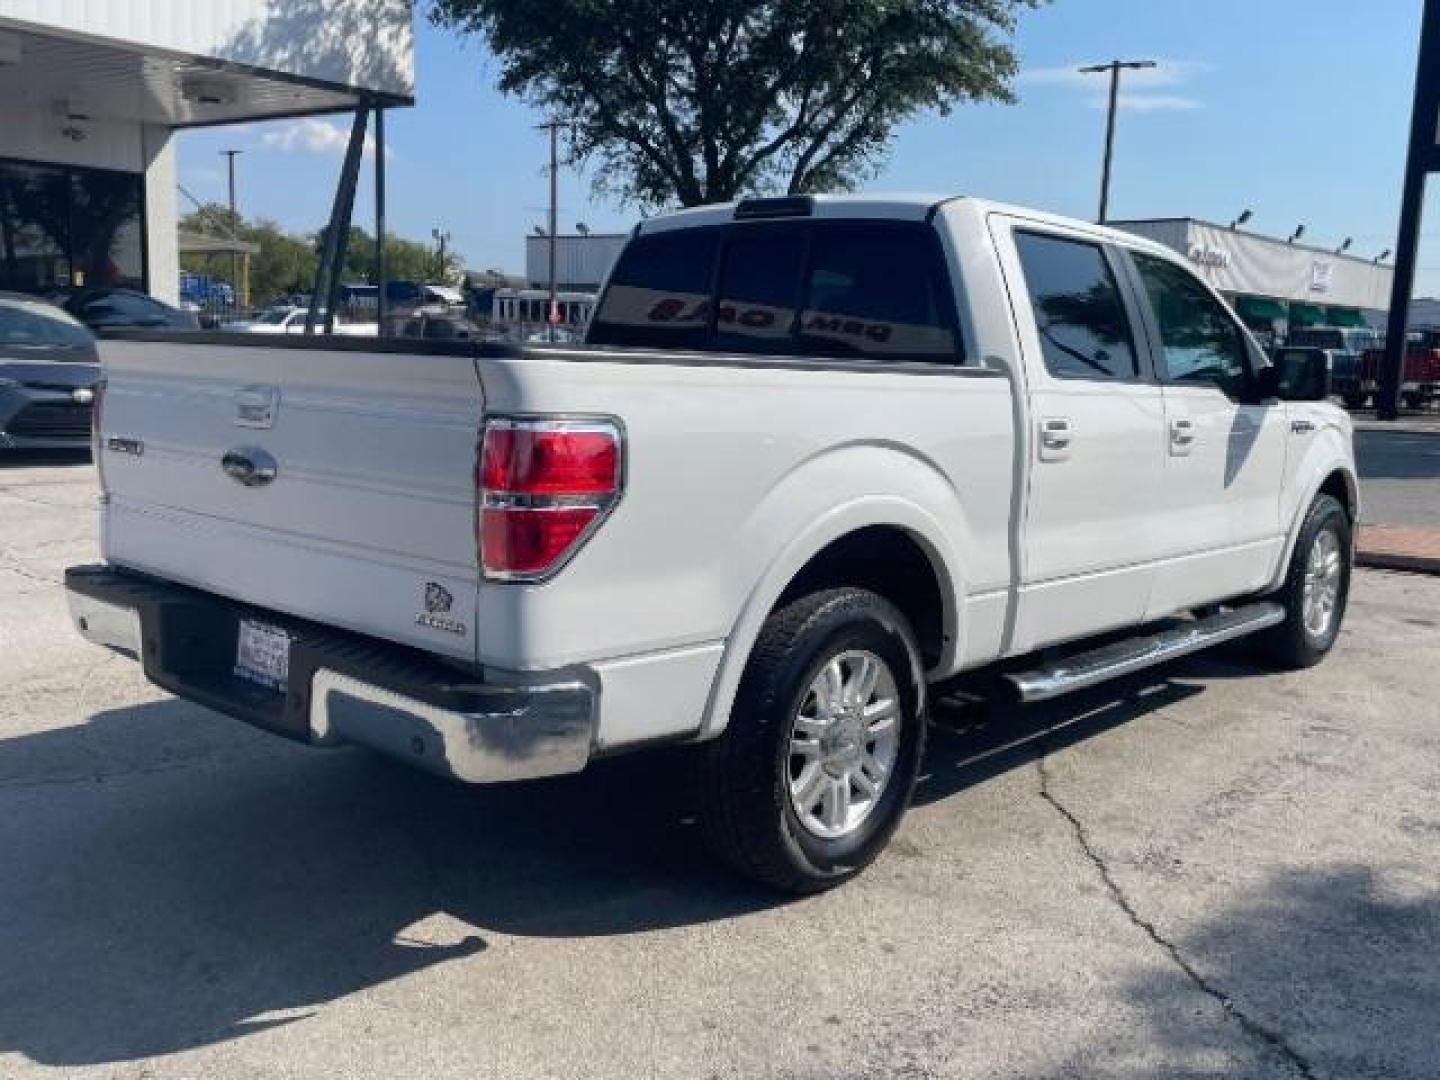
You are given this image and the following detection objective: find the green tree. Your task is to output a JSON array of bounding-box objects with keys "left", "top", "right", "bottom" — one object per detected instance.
[
  {"left": 321, "top": 226, "right": 466, "bottom": 286},
  {"left": 179, "top": 206, "right": 465, "bottom": 305},
  {"left": 180, "top": 204, "right": 317, "bottom": 304},
  {"left": 430, "top": 0, "right": 1039, "bottom": 208}
]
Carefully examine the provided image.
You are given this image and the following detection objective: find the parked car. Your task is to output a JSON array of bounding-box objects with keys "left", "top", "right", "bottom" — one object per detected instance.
[
  {"left": 1285, "top": 327, "right": 1380, "bottom": 409},
  {"left": 60, "top": 288, "right": 200, "bottom": 333},
  {"left": 0, "top": 292, "right": 101, "bottom": 451},
  {"left": 68, "top": 194, "right": 1358, "bottom": 893},
  {"left": 397, "top": 312, "right": 483, "bottom": 341},
  {"left": 222, "top": 305, "right": 376, "bottom": 336}
]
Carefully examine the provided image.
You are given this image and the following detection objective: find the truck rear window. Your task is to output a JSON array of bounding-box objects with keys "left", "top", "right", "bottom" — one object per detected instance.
[{"left": 588, "top": 219, "right": 962, "bottom": 364}]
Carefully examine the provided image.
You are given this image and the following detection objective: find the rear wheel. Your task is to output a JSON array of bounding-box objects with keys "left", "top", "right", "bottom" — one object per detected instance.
[
  {"left": 1258, "top": 494, "right": 1351, "bottom": 669},
  {"left": 697, "top": 588, "right": 927, "bottom": 893}
]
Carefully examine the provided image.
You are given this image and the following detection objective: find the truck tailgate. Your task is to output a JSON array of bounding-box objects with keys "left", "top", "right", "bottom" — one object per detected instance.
[{"left": 97, "top": 337, "right": 484, "bottom": 661}]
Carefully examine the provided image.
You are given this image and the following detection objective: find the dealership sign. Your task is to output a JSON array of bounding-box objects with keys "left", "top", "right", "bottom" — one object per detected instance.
[
  {"left": 1187, "top": 244, "right": 1231, "bottom": 269},
  {"left": 1310, "top": 261, "right": 1333, "bottom": 293}
]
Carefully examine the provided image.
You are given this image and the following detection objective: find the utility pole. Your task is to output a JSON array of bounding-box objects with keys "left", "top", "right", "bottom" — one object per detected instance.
[
  {"left": 537, "top": 119, "right": 564, "bottom": 332},
  {"left": 1379, "top": 0, "right": 1440, "bottom": 420},
  {"left": 374, "top": 103, "right": 387, "bottom": 338},
  {"left": 431, "top": 227, "right": 451, "bottom": 281},
  {"left": 1078, "top": 60, "right": 1155, "bottom": 224},
  {"left": 220, "top": 149, "right": 242, "bottom": 306}
]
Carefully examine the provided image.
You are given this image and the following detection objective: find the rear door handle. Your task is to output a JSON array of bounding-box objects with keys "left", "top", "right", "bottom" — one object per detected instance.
[{"left": 1039, "top": 417, "right": 1073, "bottom": 462}]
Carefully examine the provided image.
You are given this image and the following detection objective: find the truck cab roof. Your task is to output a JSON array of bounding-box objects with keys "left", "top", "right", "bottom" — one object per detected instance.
[{"left": 637, "top": 192, "right": 1182, "bottom": 261}]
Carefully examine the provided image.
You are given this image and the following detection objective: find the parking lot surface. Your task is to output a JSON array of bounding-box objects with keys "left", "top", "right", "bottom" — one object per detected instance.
[
  {"left": 1355, "top": 428, "right": 1440, "bottom": 527},
  {"left": 2, "top": 456, "right": 1438, "bottom": 1080}
]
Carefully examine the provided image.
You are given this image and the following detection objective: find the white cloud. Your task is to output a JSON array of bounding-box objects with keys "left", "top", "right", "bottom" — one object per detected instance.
[
  {"left": 1109, "top": 93, "right": 1201, "bottom": 112},
  {"left": 1018, "top": 59, "right": 1209, "bottom": 111},
  {"left": 260, "top": 118, "right": 382, "bottom": 157}
]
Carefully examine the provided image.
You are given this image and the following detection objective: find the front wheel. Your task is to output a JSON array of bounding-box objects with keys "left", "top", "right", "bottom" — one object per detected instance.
[
  {"left": 697, "top": 588, "right": 927, "bottom": 893},
  {"left": 1258, "top": 494, "right": 1352, "bottom": 669}
]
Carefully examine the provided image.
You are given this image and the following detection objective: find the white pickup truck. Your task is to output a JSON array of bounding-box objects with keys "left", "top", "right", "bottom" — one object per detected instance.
[{"left": 68, "top": 194, "right": 1357, "bottom": 892}]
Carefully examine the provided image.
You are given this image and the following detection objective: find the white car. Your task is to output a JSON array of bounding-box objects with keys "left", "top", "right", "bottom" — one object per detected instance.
[
  {"left": 69, "top": 194, "right": 1357, "bottom": 891},
  {"left": 224, "top": 306, "right": 376, "bottom": 336}
]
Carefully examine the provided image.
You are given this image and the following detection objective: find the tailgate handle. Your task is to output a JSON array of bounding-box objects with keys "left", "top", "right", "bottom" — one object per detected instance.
[{"left": 222, "top": 447, "right": 278, "bottom": 488}]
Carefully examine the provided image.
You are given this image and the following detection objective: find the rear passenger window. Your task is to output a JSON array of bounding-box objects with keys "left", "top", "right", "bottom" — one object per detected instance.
[
  {"left": 587, "top": 228, "right": 720, "bottom": 349},
  {"left": 713, "top": 228, "right": 806, "bottom": 353},
  {"left": 1013, "top": 231, "right": 1139, "bottom": 380},
  {"left": 798, "top": 222, "right": 959, "bottom": 363}
]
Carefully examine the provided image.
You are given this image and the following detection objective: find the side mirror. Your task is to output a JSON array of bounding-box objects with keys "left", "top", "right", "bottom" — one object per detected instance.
[{"left": 1268, "top": 347, "right": 1331, "bottom": 402}]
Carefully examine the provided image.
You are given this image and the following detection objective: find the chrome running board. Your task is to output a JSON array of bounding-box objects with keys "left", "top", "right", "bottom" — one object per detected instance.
[{"left": 1005, "top": 602, "right": 1286, "bottom": 703}]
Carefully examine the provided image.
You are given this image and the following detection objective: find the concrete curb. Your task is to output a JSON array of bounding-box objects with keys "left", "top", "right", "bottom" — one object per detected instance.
[
  {"left": 1357, "top": 550, "right": 1440, "bottom": 575},
  {"left": 1356, "top": 524, "right": 1440, "bottom": 576}
]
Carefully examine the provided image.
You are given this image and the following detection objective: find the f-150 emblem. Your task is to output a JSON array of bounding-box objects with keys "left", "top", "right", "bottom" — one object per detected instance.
[
  {"left": 415, "top": 581, "right": 465, "bottom": 636},
  {"left": 424, "top": 582, "right": 453, "bottom": 614}
]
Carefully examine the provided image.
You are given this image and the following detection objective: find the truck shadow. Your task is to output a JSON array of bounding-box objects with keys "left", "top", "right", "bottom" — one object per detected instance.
[{"left": 0, "top": 653, "right": 1264, "bottom": 1067}]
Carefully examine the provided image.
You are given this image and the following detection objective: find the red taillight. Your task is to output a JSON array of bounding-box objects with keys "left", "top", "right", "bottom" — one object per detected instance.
[
  {"left": 478, "top": 418, "right": 622, "bottom": 580},
  {"left": 480, "top": 425, "right": 618, "bottom": 495}
]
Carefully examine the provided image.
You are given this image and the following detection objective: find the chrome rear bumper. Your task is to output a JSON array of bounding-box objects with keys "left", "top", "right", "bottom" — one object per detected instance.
[
  {"left": 308, "top": 667, "right": 594, "bottom": 783},
  {"left": 66, "top": 566, "right": 596, "bottom": 784}
]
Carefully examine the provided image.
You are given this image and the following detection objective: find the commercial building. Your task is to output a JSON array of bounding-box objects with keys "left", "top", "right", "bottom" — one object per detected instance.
[
  {"left": 1112, "top": 217, "right": 1394, "bottom": 338},
  {"left": 526, "top": 232, "right": 628, "bottom": 292},
  {"left": 0, "top": 1, "right": 414, "bottom": 303}
]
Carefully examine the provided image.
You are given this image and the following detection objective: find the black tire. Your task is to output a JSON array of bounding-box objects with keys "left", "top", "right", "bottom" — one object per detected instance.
[
  {"left": 697, "top": 588, "right": 927, "bottom": 894},
  {"left": 1258, "top": 494, "right": 1352, "bottom": 669},
  {"left": 1342, "top": 392, "right": 1366, "bottom": 411}
]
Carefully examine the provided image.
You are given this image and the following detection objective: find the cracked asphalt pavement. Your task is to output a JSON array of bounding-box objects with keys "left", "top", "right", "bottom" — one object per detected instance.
[{"left": 2, "top": 455, "right": 1439, "bottom": 1079}]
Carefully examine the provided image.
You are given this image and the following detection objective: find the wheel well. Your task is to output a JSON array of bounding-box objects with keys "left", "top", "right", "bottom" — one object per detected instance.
[
  {"left": 1317, "top": 470, "right": 1356, "bottom": 522},
  {"left": 777, "top": 527, "right": 947, "bottom": 666}
]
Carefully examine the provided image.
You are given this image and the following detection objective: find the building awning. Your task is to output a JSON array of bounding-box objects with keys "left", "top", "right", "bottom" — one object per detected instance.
[
  {"left": 1234, "top": 295, "right": 1289, "bottom": 322},
  {"left": 178, "top": 230, "right": 260, "bottom": 256},
  {"left": 1288, "top": 302, "right": 1328, "bottom": 327},
  {"left": 0, "top": 23, "right": 405, "bottom": 130},
  {"left": 1325, "top": 306, "right": 1367, "bottom": 327}
]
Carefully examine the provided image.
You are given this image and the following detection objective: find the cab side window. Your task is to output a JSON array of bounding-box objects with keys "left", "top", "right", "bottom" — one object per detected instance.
[
  {"left": 1013, "top": 231, "right": 1139, "bottom": 380},
  {"left": 1131, "top": 252, "right": 1251, "bottom": 398}
]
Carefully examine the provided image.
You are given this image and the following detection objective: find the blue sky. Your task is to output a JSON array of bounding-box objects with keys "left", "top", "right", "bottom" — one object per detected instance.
[{"left": 178, "top": 0, "right": 1434, "bottom": 289}]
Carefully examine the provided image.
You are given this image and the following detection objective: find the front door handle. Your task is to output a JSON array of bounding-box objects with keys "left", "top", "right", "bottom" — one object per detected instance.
[
  {"left": 1170, "top": 418, "right": 1196, "bottom": 455},
  {"left": 1039, "top": 417, "right": 1073, "bottom": 462}
]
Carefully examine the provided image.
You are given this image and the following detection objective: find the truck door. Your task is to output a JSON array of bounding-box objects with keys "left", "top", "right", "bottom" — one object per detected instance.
[
  {"left": 993, "top": 219, "right": 1167, "bottom": 652},
  {"left": 1120, "top": 250, "right": 1287, "bottom": 616}
]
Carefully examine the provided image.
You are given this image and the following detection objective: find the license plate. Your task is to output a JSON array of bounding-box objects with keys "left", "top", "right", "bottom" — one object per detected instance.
[{"left": 234, "top": 619, "right": 291, "bottom": 692}]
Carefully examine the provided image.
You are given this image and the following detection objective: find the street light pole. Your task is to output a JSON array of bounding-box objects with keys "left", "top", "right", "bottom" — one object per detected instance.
[
  {"left": 537, "top": 119, "right": 564, "bottom": 332},
  {"left": 1079, "top": 60, "right": 1155, "bottom": 224},
  {"left": 221, "top": 149, "right": 242, "bottom": 305}
]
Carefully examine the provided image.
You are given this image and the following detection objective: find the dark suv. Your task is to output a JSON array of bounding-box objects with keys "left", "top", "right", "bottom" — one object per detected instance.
[{"left": 60, "top": 288, "right": 200, "bottom": 332}]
